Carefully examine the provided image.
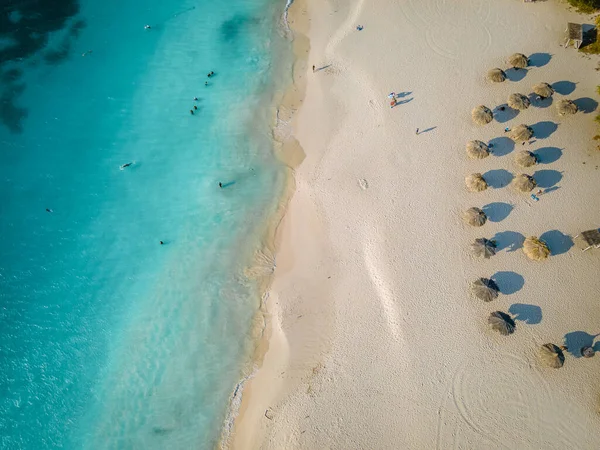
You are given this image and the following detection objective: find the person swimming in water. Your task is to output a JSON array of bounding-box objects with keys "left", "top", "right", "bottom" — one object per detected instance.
[
  {"left": 46, "top": 208, "right": 53, "bottom": 213},
  {"left": 144, "top": 24, "right": 151, "bottom": 30},
  {"left": 120, "top": 162, "right": 133, "bottom": 170},
  {"left": 193, "top": 105, "right": 197, "bottom": 110}
]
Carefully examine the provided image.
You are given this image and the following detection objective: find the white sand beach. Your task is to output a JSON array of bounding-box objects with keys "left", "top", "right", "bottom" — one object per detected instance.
[{"left": 231, "top": 0, "right": 600, "bottom": 448}]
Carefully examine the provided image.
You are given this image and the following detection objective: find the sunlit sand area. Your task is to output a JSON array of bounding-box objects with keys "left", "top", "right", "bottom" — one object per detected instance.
[{"left": 229, "top": 0, "right": 600, "bottom": 449}]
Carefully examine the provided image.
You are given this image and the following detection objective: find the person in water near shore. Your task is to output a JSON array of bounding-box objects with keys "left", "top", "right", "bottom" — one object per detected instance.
[
  {"left": 194, "top": 105, "right": 198, "bottom": 110},
  {"left": 190, "top": 109, "right": 194, "bottom": 115},
  {"left": 205, "top": 81, "right": 208, "bottom": 86},
  {"left": 219, "top": 182, "right": 222, "bottom": 188},
  {"left": 46, "top": 208, "right": 53, "bottom": 213},
  {"left": 120, "top": 162, "right": 133, "bottom": 169},
  {"left": 193, "top": 97, "right": 198, "bottom": 101},
  {"left": 144, "top": 24, "right": 151, "bottom": 30},
  {"left": 160, "top": 241, "right": 164, "bottom": 245}
]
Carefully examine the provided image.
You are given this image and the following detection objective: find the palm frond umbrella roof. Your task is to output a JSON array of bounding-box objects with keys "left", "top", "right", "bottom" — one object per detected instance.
[
  {"left": 472, "top": 105, "right": 493, "bottom": 125},
  {"left": 466, "top": 140, "right": 490, "bottom": 159},
  {"left": 471, "top": 277, "right": 499, "bottom": 302},
  {"left": 465, "top": 173, "right": 488, "bottom": 192},
  {"left": 556, "top": 99, "right": 578, "bottom": 116},
  {"left": 471, "top": 238, "right": 497, "bottom": 259},
  {"left": 538, "top": 343, "right": 565, "bottom": 368},
  {"left": 462, "top": 207, "right": 487, "bottom": 227},
  {"left": 508, "top": 93, "right": 531, "bottom": 110},
  {"left": 508, "top": 53, "right": 528, "bottom": 69},
  {"left": 508, "top": 124, "right": 534, "bottom": 142},
  {"left": 511, "top": 173, "right": 537, "bottom": 192},
  {"left": 514, "top": 150, "right": 537, "bottom": 168},
  {"left": 533, "top": 82, "right": 554, "bottom": 98},
  {"left": 488, "top": 311, "right": 516, "bottom": 335},
  {"left": 523, "top": 236, "right": 550, "bottom": 261},
  {"left": 487, "top": 68, "right": 506, "bottom": 83}
]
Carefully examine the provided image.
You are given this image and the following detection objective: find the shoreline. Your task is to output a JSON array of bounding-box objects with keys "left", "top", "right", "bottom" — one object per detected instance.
[
  {"left": 227, "top": 0, "right": 600, "bottom": 448},
  {"left": 219, "top": 0, "right": 311, "bottom": 447}
]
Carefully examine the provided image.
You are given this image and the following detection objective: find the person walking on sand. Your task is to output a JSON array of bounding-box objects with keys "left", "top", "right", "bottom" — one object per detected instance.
[
  {"left": 312, "top": 65, "right": 315, "bottom": 72},
  {"left": 390, "top": 98, "right": 397, "bottom": 108},
  {"left": 415, "top": 128, "right": 419, "bottom": 135},
  {"left": 504, "top": 127, "right": 510, "bottom": 133}
]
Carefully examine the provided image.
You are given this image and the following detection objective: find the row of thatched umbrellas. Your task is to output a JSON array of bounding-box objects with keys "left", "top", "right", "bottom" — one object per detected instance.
[
  {"left": 472, "top": 97, "right": 578, "bottom": 126},
  {"left": 462, "top": 53, "right": 582, "bottom": 367}
]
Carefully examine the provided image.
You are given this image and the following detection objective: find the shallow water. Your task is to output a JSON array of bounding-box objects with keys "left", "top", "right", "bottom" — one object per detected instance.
[{"left": 0, "top": 0, "right": 290, "bottom": 447}]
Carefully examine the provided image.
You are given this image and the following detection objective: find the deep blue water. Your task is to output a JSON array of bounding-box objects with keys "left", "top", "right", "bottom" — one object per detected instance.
[{"left": 0, "top": 0, "right": 290, "bottom": 448}]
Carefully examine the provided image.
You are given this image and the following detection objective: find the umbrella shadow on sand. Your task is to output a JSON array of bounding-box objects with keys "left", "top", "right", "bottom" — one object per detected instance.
[
  {"left": 483, "top": 169, "right": 513, "bottom": 188},
  {"left": 573, "top": 97, "right": 598, "bottom": 114},
  {"left": 492, "top": 231, "right": 525, "bottom": 252},
  {"left": 528, "top": 52, "right": 552, "bottom": 67},
  {"left": 509, "top": 303, "right": 542, "bottom": 324},
  {"left": 531, "top": 121, "right": 558, "bottom": 139},
  {"left": 533, "top": 147, "right": 562, "bottom": 164},
  {"left": 564, "top": 331, "right": 599, "bottom": 357},
  {"left": 529, "top": 93, "right": 553, "bottom": 109},
  {"left": 540, "top": 230, "right": 573, "bottom": 255},
  {"left": 482, "top": 202, "right": 513, "bottom": 222},
  {"left": 534, "top": 170, "right": 562, "bottom": 188},
  {"left": 494, "top": 106, "right": 519, "bottom": 123},
  {"left": 552, "top": 80, "right": 577, "bottom": 95},
  {"left": 505, "top": 68, "right": 528, "bottom": 82},
  {"left": 491, "top": 271, "right": 524, "bottom": 294},
  {"left": 489, "top": 136, "right": 515, "bottom": 156}
]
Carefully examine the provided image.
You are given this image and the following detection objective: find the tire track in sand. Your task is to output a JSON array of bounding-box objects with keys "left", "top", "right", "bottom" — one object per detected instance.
[
  {"left": 436, "top": 351, "right": 587, "bottom": 449},
  {"left": 400, "top": 0, "right": 492, "bottom": 60},
  {"left": 362, "top": 238, "right": 402, "bottom": 342}
]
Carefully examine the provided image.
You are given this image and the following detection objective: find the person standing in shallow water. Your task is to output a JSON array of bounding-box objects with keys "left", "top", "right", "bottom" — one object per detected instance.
[{"left": 219, "top": 182, "right": 222, "bottom": 188}]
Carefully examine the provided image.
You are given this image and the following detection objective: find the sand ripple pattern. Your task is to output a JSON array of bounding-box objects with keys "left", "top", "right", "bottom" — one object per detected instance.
[
  {"left": 401, "top": 0, "right": 491, "bottom": 60},
  {"left": 437, "top": 353, "right": 587, "bottom": 449}
]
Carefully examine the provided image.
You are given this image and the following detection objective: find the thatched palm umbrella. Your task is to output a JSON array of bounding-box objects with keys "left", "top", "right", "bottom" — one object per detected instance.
[
  {"left": 508, "top": 53, "right": 528, "bottom": 69},
  {"left": 472, "top": 105, "right": 493, "bottom": 125},
  {"left": 514, "top": 150, "right": 537, "bottom": 168},
  {"left": 508, "top": 93, "right": 531, "bottom": 110},
  {"left": 471, "top": 278, "right": 499, "bottom": 302},
  {"left": 523, "top": 236, "right": 550, "bottom": 261},
  {"left": 465, "top": 173, "right": 488, "bottom": 192},
  {"left": 508, "top": 124, "right": 534, "bottom": 142},
  {"left": 488, "top": 311, "right": 516, "bottom": 335},
  {"left": 533, "top": 82, "right": 554, "bottom": 99},
  {"left": 582, "top": 347, "right": 595, "bottom": 358},
  {"left": 462, "top": 207, "right": 487, "bottom": 227},
  {"left": 487, "top": 68, "right": 506, "bottom": 83},
  {"left": 538, "top": 344, "right": 565, "bottom": 368},
  {"left": 471, "top": 238, "right": 497, "bottom": 259},
  {"left": 466, "top": 140, "right": 490, "bottom": 159},
  {"left": 556, "top": 99, "right": 578, "bottom": 116},
  {"left": 511, "top": 173, "right": 537, "bottom": 192}
]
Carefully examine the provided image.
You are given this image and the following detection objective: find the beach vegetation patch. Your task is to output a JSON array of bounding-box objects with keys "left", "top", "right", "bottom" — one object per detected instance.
[{"left": 566, "top": 0, "right": 600, "bottom": 13}]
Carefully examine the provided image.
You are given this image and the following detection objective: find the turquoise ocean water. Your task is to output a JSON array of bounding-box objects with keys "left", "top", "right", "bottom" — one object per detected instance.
[{"left": 0, "top": 0, "right": 290, "bottom": 448}]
